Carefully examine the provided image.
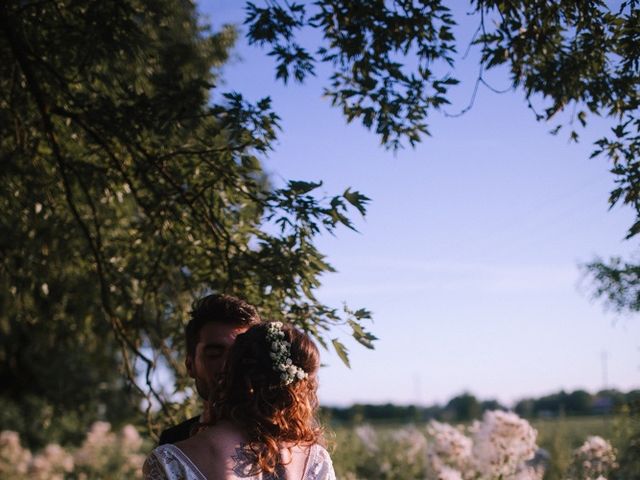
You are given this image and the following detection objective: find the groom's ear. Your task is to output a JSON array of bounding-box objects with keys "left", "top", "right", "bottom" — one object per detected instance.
[{"left": 185, "top": 355, "right": 195, "bottom": 378}]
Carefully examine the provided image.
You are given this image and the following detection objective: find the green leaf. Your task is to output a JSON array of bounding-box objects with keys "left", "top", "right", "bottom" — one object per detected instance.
[
  {"left": 348, "top": 320, "right": 377, "bottom": 349},
  {"left": 577, "top": 111, "right": 587, "bottom": 127},
  {"left": 288, "top": 180, "right": 322, "bottom": 194},
  {"left": 332, "top": 338, "right": 350, "bottom": 368},
  {"left": 343, "top": 188, "right": 370, "bottom": 216},
  {"left": 353, "top": 308, "right": 372, "bottom": 320}
]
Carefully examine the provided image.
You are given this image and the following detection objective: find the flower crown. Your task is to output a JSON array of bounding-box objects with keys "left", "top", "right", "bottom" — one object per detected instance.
[{"left": 266, "top": 322, "right": 308, "bottom": 386}]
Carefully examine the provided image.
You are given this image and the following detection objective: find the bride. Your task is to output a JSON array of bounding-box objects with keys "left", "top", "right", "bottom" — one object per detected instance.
[{"left": 143, "top": 321, "right": 336, "bottom": 479}]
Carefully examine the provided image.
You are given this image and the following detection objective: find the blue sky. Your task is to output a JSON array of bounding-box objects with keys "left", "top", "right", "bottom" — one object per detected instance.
[{"left": 199, "top": 1, "right": 640, "bottom": 406}]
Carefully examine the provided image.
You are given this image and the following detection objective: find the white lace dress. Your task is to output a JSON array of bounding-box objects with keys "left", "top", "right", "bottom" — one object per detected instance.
[{"left": 143, "top": 443, "right": 336, "bottom": 480}]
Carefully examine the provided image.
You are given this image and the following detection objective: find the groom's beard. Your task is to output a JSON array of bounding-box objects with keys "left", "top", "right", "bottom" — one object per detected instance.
[{"left": 195, "top": 376, "right": 210, "bottom": 401}]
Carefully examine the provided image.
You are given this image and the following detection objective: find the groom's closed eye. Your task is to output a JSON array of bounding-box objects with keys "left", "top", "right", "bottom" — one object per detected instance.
[{"left": 203, "top": 345, "right": 226, "bottom": 358}]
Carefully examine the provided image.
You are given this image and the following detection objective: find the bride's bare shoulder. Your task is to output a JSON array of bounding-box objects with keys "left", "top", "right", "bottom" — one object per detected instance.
[{"left": 178, "top": 421, "right": 245, "bottom": 453}]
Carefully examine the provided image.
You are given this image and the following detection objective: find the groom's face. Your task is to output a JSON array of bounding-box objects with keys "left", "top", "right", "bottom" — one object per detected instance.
[{"left": 186, "top": 322, "right": 248, "bottom": 400}]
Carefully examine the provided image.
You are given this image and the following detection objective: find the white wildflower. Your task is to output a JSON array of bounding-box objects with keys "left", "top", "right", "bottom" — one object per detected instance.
[
  {"left": 0, "top": 431, "right": 31, "bottom": 476},
  {"left": 512, "top": 464, "right": 545, "bottom": 480},
  {"left": 391, "top": 426, "right": 428, "bottom": 464},
  {"left": 426, "top": 420, "right": 472, "bottom": 471},
  {"left": 29, "top": 443, "right": 74, "bottom": 480},
  {"left": 471, "top": 410, "right": 538, "bottom": 479},
  {"left": 568, "top": 436, "right": 617, "bottom": 480},
  {"left": 120, "top": 425, "right": 142, "bottom": 451},
  {"left": 436, "top": 465, "right": 464, "bottom": 480},
  {"left": 355, "top": 424, "right": 379, "bottom": 453}
]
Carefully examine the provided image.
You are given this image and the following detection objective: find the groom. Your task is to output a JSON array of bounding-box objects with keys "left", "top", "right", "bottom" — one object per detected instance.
[{"left": 158, "top": 293, "right": 261, "bottom": 444}]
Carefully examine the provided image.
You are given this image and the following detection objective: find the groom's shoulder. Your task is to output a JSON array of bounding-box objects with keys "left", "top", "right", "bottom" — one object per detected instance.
[{"left": 158, "top": 415, "right": 200, "bottom": 445}]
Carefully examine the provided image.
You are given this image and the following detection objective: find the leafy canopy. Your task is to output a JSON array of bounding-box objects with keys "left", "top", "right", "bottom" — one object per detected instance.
[
  {"left": 0, "top": 0, "right": 374, "bottom": 443},
  {"left": 243, "top": 0, "right": 639, "bottom": 312}
]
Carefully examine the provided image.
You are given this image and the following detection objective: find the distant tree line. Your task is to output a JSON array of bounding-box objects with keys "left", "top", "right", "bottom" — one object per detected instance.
[
  {"left": 321, "top": 389, "right": 640, "bottom": 424},
  {"left": 514, "top": 389, "right": 640, "bottom": 419}
]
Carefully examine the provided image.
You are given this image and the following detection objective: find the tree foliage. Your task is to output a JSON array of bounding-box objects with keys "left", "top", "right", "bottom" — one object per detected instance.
[
  {"left": 445, "top": 392, "right": 481, "bottom": 422},
  {"left": 246, "top": 0, "right": 459, "bottom": 149},
  {"left": 243, "top": 0, "right": 639, "bottom": 313},
  {"left": 0, "top": 0, "right": 373, "bottom": 444}
]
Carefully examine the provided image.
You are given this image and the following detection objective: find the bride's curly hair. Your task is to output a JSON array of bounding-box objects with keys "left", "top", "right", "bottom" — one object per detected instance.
[{"left": 207, "top": 322, "right": 323, "bottom": 474}]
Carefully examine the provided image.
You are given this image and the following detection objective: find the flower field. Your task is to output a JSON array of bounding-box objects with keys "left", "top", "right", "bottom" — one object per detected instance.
[
  {"left": 0, "top": 422, "right": 146, "bottom": 479},
  {"left": 1, "top": 411, "right": 637, "bottom": 479},
  {"left": 329, "top": 412, "right": 624, "bottom": 480}
]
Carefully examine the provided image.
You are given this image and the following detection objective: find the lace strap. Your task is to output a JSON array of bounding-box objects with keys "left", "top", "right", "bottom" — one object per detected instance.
[
  {"left": 142, "top": 450, "right": 167, "bottom": 479},
  {"left": 143, "top": 445, "right": 207, "bottom": 480},
  {"left": 303, "top": 444, "right": 336, "bottom": 480}
]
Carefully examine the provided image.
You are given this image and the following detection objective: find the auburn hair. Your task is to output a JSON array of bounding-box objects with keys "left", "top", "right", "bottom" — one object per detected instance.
[{"left": 206, "top": 322, "right": 323, "bottom": 474}]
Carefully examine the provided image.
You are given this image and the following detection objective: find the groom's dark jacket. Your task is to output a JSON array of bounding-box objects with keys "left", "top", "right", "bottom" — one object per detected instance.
[{"left": 158, "top": 416, "right": 200, "bottom": 445}]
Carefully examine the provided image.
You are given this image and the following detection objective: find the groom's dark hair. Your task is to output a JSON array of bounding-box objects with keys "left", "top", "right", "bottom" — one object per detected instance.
[{"left": 185, "top": 294, "right": 261, "bottom": 357}]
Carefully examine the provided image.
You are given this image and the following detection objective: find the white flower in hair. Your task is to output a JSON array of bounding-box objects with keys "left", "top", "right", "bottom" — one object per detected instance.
[{"left": 265, "top": 321, "right": 309, "bottom": 385}]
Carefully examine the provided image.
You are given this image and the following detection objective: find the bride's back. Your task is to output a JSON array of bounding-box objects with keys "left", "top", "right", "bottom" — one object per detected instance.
[{"left": 176, "top": 423, "right": 325, "bottom": 479}]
